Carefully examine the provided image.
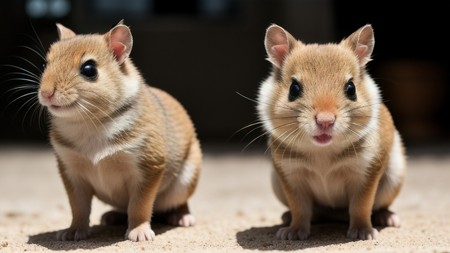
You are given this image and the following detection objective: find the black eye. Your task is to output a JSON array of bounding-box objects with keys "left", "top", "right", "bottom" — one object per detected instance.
[
  {"left": 288, "top": 79, "right": 303, "bottom": 102},
  {"left": 344, "top": 81, "right": 357, "bottom": 101},
  {"left": 42, "top": 62, "right": 47, "bottom": 70},
  {"left": 80, "top": 59, "right": 98, "bottom": 80}
]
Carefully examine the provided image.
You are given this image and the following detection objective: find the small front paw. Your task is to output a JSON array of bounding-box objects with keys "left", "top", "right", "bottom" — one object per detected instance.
[
  {"left": 276, "top": 226, "right": 310, "bottom": 240},
  {"left": 347, "top": 226, "right": 378, "bottom": 240},
  {"left": 126, "top": 223, "right": 155, "bottom": 242},
  {"left": 56, "top": 227, "right": 89, "bottom": 241}
]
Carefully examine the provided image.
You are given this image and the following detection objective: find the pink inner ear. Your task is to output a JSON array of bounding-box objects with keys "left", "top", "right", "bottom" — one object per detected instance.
[
  {"left": 271, "top": 44, "right": 289, "bottom": 67},
  {"left": 110, "top": 41, "right": 127, "bottom": 63},
  {"left": 355, "top": 44, "right": 369, "bottom": 65}
]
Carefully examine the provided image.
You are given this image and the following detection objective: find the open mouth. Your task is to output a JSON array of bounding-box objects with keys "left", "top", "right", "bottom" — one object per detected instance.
[
  {"left": 313, "top": 134, "right": 333, "bottom": 145},
  {"left": 51, "top": 104, "right": 71, "bottom": 110},
  {"left": 49, "top": 102, "right": 76, "bottom": 112}
]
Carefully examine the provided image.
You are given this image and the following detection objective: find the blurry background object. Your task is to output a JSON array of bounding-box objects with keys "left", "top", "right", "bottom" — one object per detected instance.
[
  {"left": 1, "top": 0, "right": 448, "bottom": 149},
  {"left": 377, "top": 60, "right": 447, "bottom": 145},
  {"left": 335, "top": 0, "right": 449, "bottom": 149}
]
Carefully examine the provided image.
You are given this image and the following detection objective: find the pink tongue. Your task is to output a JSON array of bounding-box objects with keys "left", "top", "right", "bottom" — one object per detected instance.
[{"left": 314, "top": 134, "right": 332, "bottom": 144}]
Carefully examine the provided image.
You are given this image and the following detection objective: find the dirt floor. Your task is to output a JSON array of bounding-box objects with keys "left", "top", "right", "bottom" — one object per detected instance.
[{"left": 1, "top": 144, "right": 450, "bottom": 252}]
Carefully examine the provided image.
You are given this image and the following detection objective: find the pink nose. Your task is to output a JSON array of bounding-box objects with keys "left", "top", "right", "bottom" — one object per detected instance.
[
  {"left": 40, "top": 89, "right": 55, "bottom": 100},
  {"left": 315, "top": 112, "right": 335, "bottom": 130}
]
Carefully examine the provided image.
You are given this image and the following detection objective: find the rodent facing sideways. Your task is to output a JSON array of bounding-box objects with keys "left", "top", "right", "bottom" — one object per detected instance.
[
  {"left": 257, "top": 24, "right": 406, "bottom": 240},
  {"left": 38, "top": 21, "right": 202, "bottom": 242}
]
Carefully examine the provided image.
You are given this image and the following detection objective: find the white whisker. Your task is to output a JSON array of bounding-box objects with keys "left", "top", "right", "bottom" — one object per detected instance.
[
  {"left": 2, "top": 64, "right": 40, "bottom": 79},
  {"left": 229, "top": 115, "right": 298, "bottom": 142},
  {"left": 236, "top": 91, "right": 307, "bottom": 113},
  {"left": 262, "top": 121, "right": 299, "bottom": 156},
  {"left": 75, "top": 100, "right": 104, "bottom": 131},
  {"left": 3, "top": 71, "right": 40, "bottom": 81},
  {"left": 16, "top": 45, "right": 47, "bottom": 62},
  {"left": 12, "top": 56, "right": 43, "bottom": 74}
]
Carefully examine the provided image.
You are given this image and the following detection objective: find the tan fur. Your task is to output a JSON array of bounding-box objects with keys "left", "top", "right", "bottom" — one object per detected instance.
[
  {"left": 39, "top": 22, "right": 202, "bottom": 242},
  {"left": 258, "top": 24, "right": 406, "bottom": 240}
]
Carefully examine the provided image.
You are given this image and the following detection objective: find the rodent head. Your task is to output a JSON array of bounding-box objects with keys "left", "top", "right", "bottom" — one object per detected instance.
[
  {"left": 259, "top": 24, "right": 380, "bottom": 148},
  {"left": 38, "top": 20, "right": 138, "bottom": 120}
]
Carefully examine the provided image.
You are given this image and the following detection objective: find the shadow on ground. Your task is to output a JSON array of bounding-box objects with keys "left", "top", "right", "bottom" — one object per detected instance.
[
  {"left": 236, "top": 222, "right": 387, "bottom": 251},
  {"left": 27, "top": 223, "right": 173, "bottom": 250}
]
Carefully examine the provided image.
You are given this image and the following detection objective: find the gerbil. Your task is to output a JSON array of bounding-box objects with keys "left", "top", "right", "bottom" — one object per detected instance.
[
  {"left": 257, "top": 24, "right": 406, "bottom": 240},
  {"left": 38, "top": 21, "right": 202, "bottom": 242}
]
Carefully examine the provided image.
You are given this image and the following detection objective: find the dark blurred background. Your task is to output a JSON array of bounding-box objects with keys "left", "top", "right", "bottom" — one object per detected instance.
[{"left": 0, "top": 0, "right": 449, "bottom": 151}]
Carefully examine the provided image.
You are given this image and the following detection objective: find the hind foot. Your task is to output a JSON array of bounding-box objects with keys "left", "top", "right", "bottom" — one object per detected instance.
[
  {"left": 281, "top": 211, "right": 291, "bottom": 225},
  {"left": 372, "top": 209, "right": 401, "bottom": 227},
  {"left": 155, "top": 203, "right": 195, "bottom": 227},
  {"left": 101, "top": 210, "right": 128, "bottom": 226}
]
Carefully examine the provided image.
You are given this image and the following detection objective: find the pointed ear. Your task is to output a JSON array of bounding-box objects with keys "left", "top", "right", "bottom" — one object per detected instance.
[
  {"left": 116, "top": 19, "right": 125, "bottom": 26},
  {"left": 105, "top": 24, "right": 133, "bottom": 65},
  {"left": 343, "top": 24, "right": 375, "bottom": 66},
  {"left": 264, "top": 24, "right": 297, "bottom": 68},
  {"left": 56, "top": 23, "right": 76, "bottom": 40}
]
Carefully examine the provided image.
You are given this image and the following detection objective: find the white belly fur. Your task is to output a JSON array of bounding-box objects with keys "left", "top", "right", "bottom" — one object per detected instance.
[
  {"left": 275, "top": 133, "right": 405, "bottom": 210},
  {"left": 55, "top": 144, "right": 197, "bottom": 213},
  {"left": 280, "top": 155, "right": 368, "bottom": 208},
  {"left": 58, "top": 147, "right": 142, "bottom": 211}
]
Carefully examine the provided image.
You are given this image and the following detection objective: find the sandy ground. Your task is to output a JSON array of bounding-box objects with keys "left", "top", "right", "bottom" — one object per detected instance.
[{"left": 1, "top": 144, "right": 450, "bottom": 252}]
